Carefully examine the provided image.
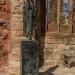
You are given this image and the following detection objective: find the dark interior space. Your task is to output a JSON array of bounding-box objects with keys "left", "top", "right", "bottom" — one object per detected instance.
[{"left": 39, "top": 0, "right": 46, "bottom": 68}]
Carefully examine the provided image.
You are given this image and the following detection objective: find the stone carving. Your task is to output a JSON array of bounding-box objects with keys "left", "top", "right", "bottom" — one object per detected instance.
[{"left": 0, "top": 0, "right": 10, "bottom": 67}]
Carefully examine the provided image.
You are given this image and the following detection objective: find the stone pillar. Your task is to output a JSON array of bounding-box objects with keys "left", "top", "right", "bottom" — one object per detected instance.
[
  {"left": 57, "top": 0, "right": 60, "bottom": 33},
  {"left": 22, "top": 40, "right": 39, "bottom": 75},
  {"left": 68, "top": 0, "right": 73, "bottom": 33},
  {"left": 9, "top": 0, "right": 23, "bottom": 75}
]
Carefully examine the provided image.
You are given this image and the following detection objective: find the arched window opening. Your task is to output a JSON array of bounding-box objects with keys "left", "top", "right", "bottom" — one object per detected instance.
[
  {"left": 60, "top": 0, "right": 69, "bottom": 26},
  {"left": 59, "top": 0, "right": 70, "bottom": 33},
  {"left": 63, "top": 0, "right": 68, "bottom": 25},
  {"left": 63, "top": 0, "right": 68, "bottom": 16},
  {"left": 47, "top": 0, "right": 58, "bottom": 32}
]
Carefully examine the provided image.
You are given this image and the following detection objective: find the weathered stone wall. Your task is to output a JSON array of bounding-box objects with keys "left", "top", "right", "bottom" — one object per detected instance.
[
  {"left": 0, "top": 0, "right": 24, "bottom": 75},
  {"left": 0, "top": 0, "right": 75, "bottom": 74},
  {"left": 39, "top": 0, "right": 74, "bottom": 72},
  {"left": 0, "top": 0, "right": 11, "bottom": 75},
  {"left": 9, "top": 0, "right": 23, "bottom": 75},
  {"left": 39, "top": 33, "right": 75, "bottom": 71}
]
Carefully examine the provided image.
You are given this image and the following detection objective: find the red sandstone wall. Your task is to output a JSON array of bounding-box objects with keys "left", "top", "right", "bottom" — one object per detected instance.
[
  {"left": 0, "top": 0, "right": 23, "bottom": 75},
  {"left": 0, "top": 0, "right": 11, "bottom": 74}
]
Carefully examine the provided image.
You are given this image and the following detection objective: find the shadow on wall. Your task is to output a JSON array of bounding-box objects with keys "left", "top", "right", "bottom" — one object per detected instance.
[
  {"left": 39, "top": 0, "right": 46, "bottom": 68},
  {"left": 39, "top": 65, "right": 59, "bottom": 75}
]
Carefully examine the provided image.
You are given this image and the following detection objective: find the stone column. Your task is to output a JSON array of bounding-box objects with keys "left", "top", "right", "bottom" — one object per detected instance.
[
  {"left": 57, "top": 0, "right": 60, "bottom": 33},
  {"left": 68, "top": 0, "right": 73, "bottom": 33}
]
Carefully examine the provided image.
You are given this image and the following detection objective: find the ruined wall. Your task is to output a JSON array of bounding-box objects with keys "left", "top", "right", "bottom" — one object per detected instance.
[
  {"left": 39, "top": 0, "right": 75, "bottom": 71},
  {"left": 9, "top": 0, "right": 23, "bottom": 75},
  {"left": 0, "top": 0, "right": 23, "bottom": 75},
  {"left": 0, "top": 0, "right": 75, "bottom": 74},
  {"left": 0, "top": 0, "right": 11, "bottom": 74}
]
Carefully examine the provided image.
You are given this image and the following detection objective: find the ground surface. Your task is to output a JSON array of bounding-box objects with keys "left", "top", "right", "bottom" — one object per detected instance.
[{"left": 39, "top": 65, "right": 75, "bottom": 75}]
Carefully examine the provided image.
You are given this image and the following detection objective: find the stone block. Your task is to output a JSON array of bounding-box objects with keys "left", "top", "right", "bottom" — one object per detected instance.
[{"left": 22, "top": 40, "right": 39, "bottom": 75}]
